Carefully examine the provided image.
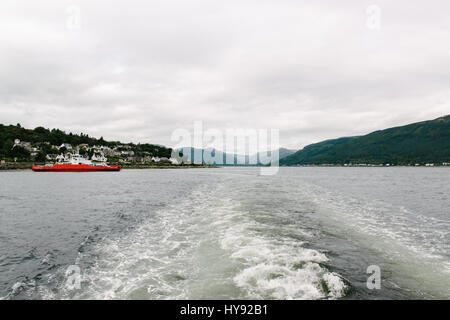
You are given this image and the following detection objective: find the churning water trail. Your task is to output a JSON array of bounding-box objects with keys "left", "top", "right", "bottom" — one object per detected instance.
[
  {"left": 0, "top": 167, "right": 449, "bottom": 299},
  {"left": 57, "top": 177, "right": 346, "bottom": 300}
]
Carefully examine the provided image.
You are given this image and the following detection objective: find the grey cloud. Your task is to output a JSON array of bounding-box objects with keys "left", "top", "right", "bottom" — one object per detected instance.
[{"left": 0, "top": 0, "right": 449, "bottom": 150}]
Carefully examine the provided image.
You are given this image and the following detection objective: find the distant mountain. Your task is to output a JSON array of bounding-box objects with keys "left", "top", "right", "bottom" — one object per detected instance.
[
  {"left": 281, "top": 115, "right": 450, "bottom": 166},
  {"left": 278, "top": 148, "right": 296, "bottom": 159},
  {"left": 177, "top": 147, "right": 295, "bottom": 165}
]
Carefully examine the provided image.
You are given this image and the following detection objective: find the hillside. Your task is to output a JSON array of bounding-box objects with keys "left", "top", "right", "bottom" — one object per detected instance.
[
  {"left": 0, "top": 123, "right": 172, "bottom": 161},
  {"left": 281, "top": 115, "right": 450, "bottom": 166}
]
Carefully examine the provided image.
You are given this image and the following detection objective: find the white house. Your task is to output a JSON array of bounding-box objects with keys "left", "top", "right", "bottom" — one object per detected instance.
[
  {"left": 46, "top": 154, "right": 59, "bottom": 161},
  {"left": 55, "top": 154, "right": 66, "bottom": 163},
  {"left": 91, "top": 153, "right": 107, "bottom": 162},
  {"left": 59, "top": 143, "right": 73, "bottom": 150},
  {"left": 13, "top": 139, "right": 32, "bottom": 151}
]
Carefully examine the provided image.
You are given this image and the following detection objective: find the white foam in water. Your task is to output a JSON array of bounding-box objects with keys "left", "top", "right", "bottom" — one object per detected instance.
[
  {"left": 295, "top": 181, "right": 450, "bottom": 298},
  {"left": 55, "top": 178, "right": 346, "bottom": 300},
  {"left": 4, "top": 167, "right": 449, "bottom": 300},
  {"left": 1, "top": 280, "right": 37, "bottom": 300},
  {"left": 220, "top": 215, "right": 346, "bottom": 299}
]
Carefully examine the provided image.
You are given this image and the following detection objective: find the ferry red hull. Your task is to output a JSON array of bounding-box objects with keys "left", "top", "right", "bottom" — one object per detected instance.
[{"left": 32, "top": 164, "right": 121, "bottom": 172}]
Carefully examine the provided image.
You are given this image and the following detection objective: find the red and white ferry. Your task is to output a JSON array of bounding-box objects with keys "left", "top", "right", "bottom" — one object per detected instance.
[{"left": 32, "top": 154, "right": 121, "bottom": 172}]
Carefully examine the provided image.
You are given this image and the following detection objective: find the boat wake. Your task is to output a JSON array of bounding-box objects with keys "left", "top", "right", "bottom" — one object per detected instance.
[{"left": 50, "top": 179, "right": 347, "bottom": 300}]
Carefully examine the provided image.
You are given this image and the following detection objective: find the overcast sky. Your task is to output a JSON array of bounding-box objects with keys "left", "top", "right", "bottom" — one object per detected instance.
[{"left": 1, "top": 0, "right": 449, "bottom": 150}]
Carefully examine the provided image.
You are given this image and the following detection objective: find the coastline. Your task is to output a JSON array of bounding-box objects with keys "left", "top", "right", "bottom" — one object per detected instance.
[
  {"left": 0, "top": 162, "right": 34, "bottom": 170},
  {"left": 0, "top": 163, "right": 218, "bottom": 171},
  {"left": 121, "top": 165, "right": 218, "bottom": 169},
  {"left": 1, "top": 162, "right": 448, "bottom": 171}
]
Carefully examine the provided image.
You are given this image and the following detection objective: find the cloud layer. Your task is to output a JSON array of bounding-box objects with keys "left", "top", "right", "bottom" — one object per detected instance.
[{"left": 1, "top": 0, "right": 449, "bottom": 149}]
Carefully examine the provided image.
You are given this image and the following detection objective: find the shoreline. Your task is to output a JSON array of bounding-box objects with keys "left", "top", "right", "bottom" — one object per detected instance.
[
  {"left": 122, "top": 165, "right": 218, "bottom": 169},
  {"left": 0, "top": 163, "right": 219, "bottom": 171},
  {"left": 1, "top": 163, "right": 449, "bottom": 171}
]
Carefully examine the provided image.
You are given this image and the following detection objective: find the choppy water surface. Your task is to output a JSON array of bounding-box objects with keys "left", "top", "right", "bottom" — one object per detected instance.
[{"left": 0, "top": 167, "right": 449, "bottom": 299}]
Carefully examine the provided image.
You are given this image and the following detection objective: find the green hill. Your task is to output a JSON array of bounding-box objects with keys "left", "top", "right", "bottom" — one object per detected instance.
[
  {"left": 280, "top": 115, "right": 450, "bottom": 166},
  {"left": 0, "top": 123, "right": 172, "bottom": 161}
]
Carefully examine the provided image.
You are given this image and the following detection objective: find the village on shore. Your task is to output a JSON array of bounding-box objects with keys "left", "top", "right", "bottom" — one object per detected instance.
[{"left": 0, "top": 138, "right": 209, "bottom": 170}]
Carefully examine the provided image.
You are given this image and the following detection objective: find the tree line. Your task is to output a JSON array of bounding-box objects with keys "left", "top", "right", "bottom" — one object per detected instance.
[{"left": 0, "top": 123, "right": 172, "bottom": 162}]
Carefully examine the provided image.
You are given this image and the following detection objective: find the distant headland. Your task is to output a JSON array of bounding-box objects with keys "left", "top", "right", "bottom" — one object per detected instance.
[
  {"left": 1, "top": 115, "right": 449, "bottom": 170},
  {"left": 0, "top": 124, "right": 205, "bottom": 170},
  {"left": 281, "top": 115, "right": 450, "bottom": 167}
]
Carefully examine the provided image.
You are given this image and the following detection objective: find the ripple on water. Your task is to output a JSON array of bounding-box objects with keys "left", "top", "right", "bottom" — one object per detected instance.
[{"left": 49, "top": 182, "right": 348, "bottom": 300}]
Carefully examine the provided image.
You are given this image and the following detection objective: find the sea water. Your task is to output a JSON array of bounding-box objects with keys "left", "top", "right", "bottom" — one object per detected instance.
[{"left": 0, "top": 167, "right": 448, "bottom": 299}]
